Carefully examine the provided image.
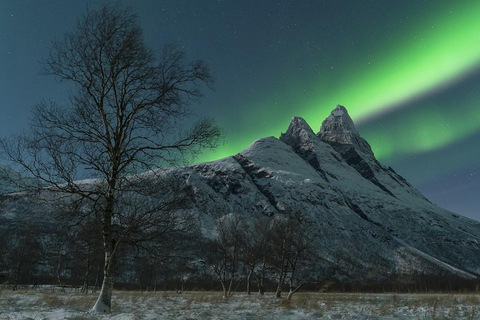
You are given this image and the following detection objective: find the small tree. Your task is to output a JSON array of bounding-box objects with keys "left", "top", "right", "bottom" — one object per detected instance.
[
  {"left": 242, "top": 215, "right": 272, "bottom": 295},
  {"left": 0, "top": 4, "right": 221, "bottom": 313},
  {"left": 1, "top": 221, "right": 42, "bottom": 291},
  {"left": 70, "top": 215, "right": 104, "bottom": 294},
  {"left": 270, "top": 210, "right": 319, "bottom": 299},
  {"left": 210, "top": 213, "right": 245, "bottom": 298}
]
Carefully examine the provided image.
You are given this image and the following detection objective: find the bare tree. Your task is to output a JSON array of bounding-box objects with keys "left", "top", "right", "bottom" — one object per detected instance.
[
  {"left": 270, "top": 210, "right": 319, "bottom": 300},
  {"left": 1, "top": 222, "right": 42, "bottom": 291},
  {"left": 241, "top": 215, "right": 272, "bottom": 295},
  {"left": 0, "top": 4, "right": 222, "bottom": 313},
  {"left": 210, "top": 213, "right": 245, "bottom": 298},
  {"left": 70, "top": 215, "right": 104, "bottom": 294}
]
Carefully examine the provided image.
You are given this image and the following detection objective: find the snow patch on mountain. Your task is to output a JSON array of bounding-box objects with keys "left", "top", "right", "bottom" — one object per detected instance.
[{"left": 2, "top": 104, "right": 480, "bottom": 283}]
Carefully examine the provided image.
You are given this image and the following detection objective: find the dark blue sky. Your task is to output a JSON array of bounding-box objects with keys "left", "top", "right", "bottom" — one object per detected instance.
[{"left": 1, "top": 0, "right": 479, "bottom": 220}]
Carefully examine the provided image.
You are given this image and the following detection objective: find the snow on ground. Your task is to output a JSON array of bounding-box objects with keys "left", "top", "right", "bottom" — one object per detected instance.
[{"left": 1, "top": 289, "right": 480, "bottom": 319}]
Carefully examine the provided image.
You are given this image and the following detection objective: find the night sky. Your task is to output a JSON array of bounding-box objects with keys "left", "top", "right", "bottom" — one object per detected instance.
[{"left": 1, "top": 1, "right": 479, "bottom": 220}]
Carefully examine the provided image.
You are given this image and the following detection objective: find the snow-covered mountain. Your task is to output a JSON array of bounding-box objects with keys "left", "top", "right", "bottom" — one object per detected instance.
[
  {"left": 168, "top": 105, "right": 480, "bottom": 281},
  {"left": 2, "top": 105, "right": 480, "bottom": 285}
]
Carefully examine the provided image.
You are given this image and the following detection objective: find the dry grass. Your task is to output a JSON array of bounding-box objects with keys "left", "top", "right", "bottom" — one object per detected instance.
[
  {"left": 22, "top": 290, "right": 97, "bottom": 311},
  {"left": 281, "top": 292, "right": 480, "bottom": 319},
  {"left": 2, "top": 289, "right": 480, "bottom": 319}
]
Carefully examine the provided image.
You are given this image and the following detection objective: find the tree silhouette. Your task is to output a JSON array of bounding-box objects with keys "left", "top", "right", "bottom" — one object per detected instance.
[{"left": 1, "top": 4, "right": 222, "bottom": 313}]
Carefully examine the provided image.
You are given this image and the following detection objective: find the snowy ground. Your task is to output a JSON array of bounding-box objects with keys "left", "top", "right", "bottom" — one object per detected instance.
[{"left": 1, "top": 289, "right": 480, "bottom": 319}]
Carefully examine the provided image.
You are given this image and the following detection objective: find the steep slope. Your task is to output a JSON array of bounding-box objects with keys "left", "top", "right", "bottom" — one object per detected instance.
[
  {"left": 314, "top": 106, "right": 480, "bottom": 274},
  {"left": 1, "top": 105, "right": 480, "bottom": 284},
  {"left": 171, "top": 105, "right": 480, "bottom": 281}
]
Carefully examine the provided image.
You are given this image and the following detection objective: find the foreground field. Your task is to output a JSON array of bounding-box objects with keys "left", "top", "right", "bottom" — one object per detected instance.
[{"left": 1, "top": 289, "right": 480, "bottom": 319}]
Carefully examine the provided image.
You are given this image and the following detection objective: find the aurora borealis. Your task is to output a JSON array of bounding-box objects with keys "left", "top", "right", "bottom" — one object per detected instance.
[{"left": 1, "top": 1, "right": 479, "bottom": 219}]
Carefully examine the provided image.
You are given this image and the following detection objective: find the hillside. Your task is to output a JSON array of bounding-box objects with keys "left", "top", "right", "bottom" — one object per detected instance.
[
  {"left": 165, "top": 105, "right": 480, "bottom": 281},
  {"left": 1, "top": 105, "right": 480, "bottom": 288}
]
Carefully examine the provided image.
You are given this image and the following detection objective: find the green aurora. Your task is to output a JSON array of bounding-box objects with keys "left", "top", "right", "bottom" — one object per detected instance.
[
  {"left": 1, "top": 0, "right": 479, "bottom": 218},
  {"left": 196, "top": 1, "right": 480, "bottom": 164}
]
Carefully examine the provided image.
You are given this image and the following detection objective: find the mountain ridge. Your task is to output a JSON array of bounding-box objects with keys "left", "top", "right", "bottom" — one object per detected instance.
[
  {"left": 1, "top": 104, "right": 480, "bottom": 285},
  {"left": 171, "top": 104, "right": 480, "bottom": 281}
]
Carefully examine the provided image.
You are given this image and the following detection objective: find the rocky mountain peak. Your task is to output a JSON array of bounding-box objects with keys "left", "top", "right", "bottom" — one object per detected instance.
[
  {"left": 2, "top": 103, "right": 478, "bottom": 288},
  {"left": 318, "top": 105, "right": 374, "bottom": 157},
  {"left": 279, "top": 116, "right": 316, "bottom": 148},
  {"left": 279, "top": 116, "right": 326, "bottom": 176},
  {"left": 319, "top": 104, "right": 358, "bottom": 135}
]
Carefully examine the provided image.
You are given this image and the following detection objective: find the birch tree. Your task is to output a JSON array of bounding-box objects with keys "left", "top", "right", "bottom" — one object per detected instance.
[
  {"left": 210, "top": 213, "right": 245, "bottom": 298},
  {"left": 242, "top": 216, "right": 272, "bottom": 295},
  {"left": 270, "top": 210, "right": 319, "bottom": 299},
  {"left": 0, "top": 4, "right": 221, "bottom": 313}
]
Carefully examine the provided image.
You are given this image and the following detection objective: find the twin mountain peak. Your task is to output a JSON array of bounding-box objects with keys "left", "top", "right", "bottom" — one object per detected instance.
[
  {"left": 281, "top": 104, "right": 374, "bottom": 158},
  {"left": 178, "top": 104, "right": 480, "bottom": 280},
  {"left": 4, "top": 105, "right": 480, "bottom": 283}
]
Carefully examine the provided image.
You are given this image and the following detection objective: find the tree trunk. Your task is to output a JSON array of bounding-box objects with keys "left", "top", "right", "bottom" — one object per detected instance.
[
  {"left": 81, "top": 253, "right": 90, "bottom": 294},
  {"left": 285, "top": 253, "right": 300, "bottom": 300},
  {"left": 56, "top": 254, "right": 65, "bottom": 293},
  {"left": 286, "top": 284, "right": 303, "bottom": 300},
  {"left": 91, "top": 274, "right": 115, "bottom": 313},
  {"left": 81, "top": 245, "right": 91, "bottom": 294},
  {"left": 258, "top": 278, "right": 265, "bottom": 295},
  {"left": 91, "top": 190, "right": 116, "bottom": 313},
  {"left": 257, "top": 258, "right": 266, "bottom": 295},
  {"left": 221, "top": 281, "right": 227, "bottom": 299},
  {"left": 92, "top": 265, "right": 101, "bottom": 294},
  {"left": 275, "top": 269, "right": 284, "bottom": 298},
  {"left": 275, "top": 282, "right": 282, "bottom": 298},
  {"left": 287, "top": 289, "right": 294, "bottom": 300},
  {"left": 246, "top": 269, "right": 253, "bottom": 295},
  {"left": 12, "top": 257, "right": 24, "bottom": 292},
  {"left": 91, "top": 250, "right": 116, "bottom": 313},
  {"left": 275, "top": 264, "right": 287, "bottom": 298},
  {"left": 276, "top": 237, "right": 289, "bottom": 298}
]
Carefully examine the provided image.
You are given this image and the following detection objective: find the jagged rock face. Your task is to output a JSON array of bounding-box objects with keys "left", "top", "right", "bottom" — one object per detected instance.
[
  {"left": 318, "top": 104, "right": 375, "bottom": 157},
  {"left": 173, "top": 105, "right": 480, "bottom": 281}
]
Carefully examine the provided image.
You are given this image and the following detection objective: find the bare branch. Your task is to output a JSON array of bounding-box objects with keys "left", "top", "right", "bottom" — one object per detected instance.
[{"left": 0, "top": 4, "right": 222, "bottom": 313}]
